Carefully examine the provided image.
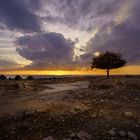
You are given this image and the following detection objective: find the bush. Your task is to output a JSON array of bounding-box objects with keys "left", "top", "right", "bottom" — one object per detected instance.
[
  {"left": 0, "top": 75, "right": 7, "bottom": 80},
  {"left": 26, "top": 75, "right": 34, "bottom": 80},
  {"left": 14, "top": 75, "right": 23, "bottom": 80}
]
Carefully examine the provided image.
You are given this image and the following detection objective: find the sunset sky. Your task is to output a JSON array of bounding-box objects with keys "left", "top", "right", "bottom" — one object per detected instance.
[{"left": 0, "top": 0, "right": 140, "bottom": 75}]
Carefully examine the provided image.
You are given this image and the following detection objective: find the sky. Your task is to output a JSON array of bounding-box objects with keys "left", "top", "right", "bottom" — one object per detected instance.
[{"left": 0, "top": 0, "right": 140, "bottom": 75}]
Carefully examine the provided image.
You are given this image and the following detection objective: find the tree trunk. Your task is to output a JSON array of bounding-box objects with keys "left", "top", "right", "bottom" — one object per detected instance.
[{"left": 106, "top": 69, "right": 109, "bottom": 79}]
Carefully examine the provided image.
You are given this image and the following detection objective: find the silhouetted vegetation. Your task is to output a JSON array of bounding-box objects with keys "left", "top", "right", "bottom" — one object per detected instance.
[
  {"left": 14, "top": 75, "right": 23, "bottom": 80},
  {"left": 0, "top": 75, "right": 7, "bottom": 80},
  {"left": 8, "top": 77, "right": 13, "bottom": 80},
  {"left": 26, "top": 75, "right": 34, "bottom": 80},
  {"left": 91, "top": 51, "right": 126, "bottom": 78}
]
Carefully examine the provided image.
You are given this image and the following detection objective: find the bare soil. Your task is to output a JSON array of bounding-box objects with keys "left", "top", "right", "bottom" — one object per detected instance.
[{"left": 0, "top": 76, "right": 140, "bottom": 140}]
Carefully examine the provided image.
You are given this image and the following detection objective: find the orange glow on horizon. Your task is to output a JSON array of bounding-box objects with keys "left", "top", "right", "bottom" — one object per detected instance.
[{"left": 0, "top": 65, "right": 140, "bottom": 75}]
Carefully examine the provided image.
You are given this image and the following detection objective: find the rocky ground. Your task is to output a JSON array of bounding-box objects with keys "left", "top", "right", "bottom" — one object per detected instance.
[{"left": 0, "top": 76, "right": 140, "bottom": 140}]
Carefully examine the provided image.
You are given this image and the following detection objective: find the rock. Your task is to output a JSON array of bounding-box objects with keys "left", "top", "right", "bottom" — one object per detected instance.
[
  {"left": 77, "top": 131, "right": 91, "bottom": 140},
  {"left": 116, "top": 81, "right": 123, "bottom": 85},
  {"left": 43, "top": 136, "right": 54, "bottom": 140},
  {"left": 15, "top": 111, "right": 25, "bottom": 118},
  {"left": 110, "top": 92, "right": 115, "bottom": 95},
  {"left": 112, "top": 128, "right": 115, "bottom": 131},
  {"left": 138, "top": 119, "right": 140, "bottom": 124},
  {"left": 78, "top": 94, "right": 84, "bottom": 98},
  {"left": 124, "top": 112, "right": 133, "bottom": 118},
  {"left": 92, "top": 99, "right": 96, "bottom": 102},
  {"left": 123, "top": 96, "right": 129, "bottom": 101},
  {"left": 99, "top": 110, "right": 104, "bottom": 117},
  {"left": 135, "top": 124, "right": 139, "bottom": 128},
  {"left": 70, "top": 133, "right": 76, "bottom": 138},
  {"left": 108, "top": 129, "right": 116, "bottom": 136},
  {"left": 91, "top": 114, "right": 97, "bottom": 118},
  {"left": 100, "top": 99, "right": 104, "bottom": 103},
  {"left": 128, "top": 132, "right": 137, "bottom": 140},
  {"left": 10, "top": 130, "right": 16, "bottom": 135},
  {"left": 134, "top": 98, "right": 138, "bottom": 101},
  {"left": 119, "top": 131, "right": 126, "bottom": 137},
  {"left": 25, "top": 110, "right": 34, "bottom": 116}
]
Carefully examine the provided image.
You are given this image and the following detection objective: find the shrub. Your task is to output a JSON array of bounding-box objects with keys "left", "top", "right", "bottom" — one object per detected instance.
[{"left": 14, "top": 75, "right": 23, "bottom": 80}]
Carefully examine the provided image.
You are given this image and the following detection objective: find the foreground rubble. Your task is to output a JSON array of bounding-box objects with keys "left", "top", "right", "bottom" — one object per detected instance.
[{"left": 0, "top": 76, "right": 139, "bottom": 140}]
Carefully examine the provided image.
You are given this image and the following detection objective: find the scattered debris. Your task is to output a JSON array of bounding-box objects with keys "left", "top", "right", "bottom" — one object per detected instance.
[{"left": 128, "top": 132, "right": 138, "bottom": 140}]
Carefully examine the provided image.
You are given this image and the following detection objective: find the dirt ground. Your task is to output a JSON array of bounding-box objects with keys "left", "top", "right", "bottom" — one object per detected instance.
[{"left": 0, "top": 76, "right": 140, "bottom": 140}]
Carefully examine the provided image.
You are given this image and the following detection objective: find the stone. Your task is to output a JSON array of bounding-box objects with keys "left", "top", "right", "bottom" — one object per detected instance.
[
  {"left": 138, "top": 119, "right": 140, "bottom": 124},
  {"left": 134, "top": 98, "right": 138, "bottom": 101},
  {"left": 110, "top": 92, "right": 115, "bottom": 95},
  {"left": 112, "top": 128, "right": 115, "bottom": 131},
  {"left": 15, "top": 111, "right": 25, "bottom": 118},
  {"left": 124, "top": 112, "right": 133, "bottom": 118},
  {"left": 10, "top": 130, "right": 16, "bottom": 135},
  {"left": 25, "top": 110, "right": 34, "bottom": 116},
  {"left": 77, "top": 131, "right": 91, "bottom": 140},
  {"left": 43, "top": 136, "right": 54, "bottom": 140},
  {"left": 91, "top": 114, "right": 97, "bottom": 118},
  {"left": 108, "top": 129, "right": 116, "bottom": 136},
  {"left": 123, "top": 96, "right": 129, "bottom": 101},
  {"left": 135, "top": 124, "right": 139, "bottom": 128},
  {"left": 119, "top": 131, "right": 126, "bottom": 137},
  {"left": 128, "top": 132, "right": 137, "bottom": 140},
  {"left": 70, "top": 133, "right": 76, "bottom": 138},
  {"left": 100, "top": 99, "right": 104, "bottom": 103},
  {"left": 92, "top": 99, "right": 96, "bottom": 102}
]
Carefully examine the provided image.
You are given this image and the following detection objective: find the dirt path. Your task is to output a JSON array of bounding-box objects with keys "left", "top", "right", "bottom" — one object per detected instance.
[
  {"left": 39, "top": 81, "right": 89, "bottom": 94},
  {"left": 38, "top": 81, "right": 89, "bottom": 101},
  {"left": 0, "top": 81, "right": 89, "bottom": 117}
]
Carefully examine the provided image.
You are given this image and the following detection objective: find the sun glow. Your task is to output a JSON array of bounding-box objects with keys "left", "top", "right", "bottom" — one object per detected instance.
[
  {"left": 94, "top": 51, "right": 101, "bottom": 57},
  {"left": 0, "top": 65, "right": 140, "bottom": 75}
]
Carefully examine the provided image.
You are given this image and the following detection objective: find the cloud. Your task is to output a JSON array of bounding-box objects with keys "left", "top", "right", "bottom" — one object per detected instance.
[
  {"left": 0, "top": 59, "right": 19, "bottom": 70},
  {"left": 81, "top": 0, "right": 140, "bottom": 65},
  {"left": 0, "top": 0, "right": 41, "bottom": 32},
  {"left": 16, "top": 32, "right": 76, "bottom": 70},
  {"left": 40, "top": 0, "right": 125, "bottom": 31},
  {"left": 0, "top": 0, "right": 140, "bottom": 71}
]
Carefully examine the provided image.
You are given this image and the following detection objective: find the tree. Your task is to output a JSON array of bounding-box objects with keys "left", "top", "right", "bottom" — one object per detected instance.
[
  {"left": 0, "top": 75, "right": 7, "bottom": 80},
  {"left": 91, "top": 51, "right": 126, "bottom": 78},
  {"left": 14, "top": 75, "right": 23, "bottom": 80},
  {"left": 26, "top": 75, "right": 34, "bottom": 80}
]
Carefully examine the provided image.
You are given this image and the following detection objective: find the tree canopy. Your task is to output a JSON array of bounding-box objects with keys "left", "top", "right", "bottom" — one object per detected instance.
[{"left": 91, "top": 51, "right": 126, "bottom": 78}]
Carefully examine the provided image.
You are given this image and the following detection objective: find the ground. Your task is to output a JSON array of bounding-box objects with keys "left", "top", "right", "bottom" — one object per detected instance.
[{"left": 0, "top": 76, "right": 140, "bottom": 140}]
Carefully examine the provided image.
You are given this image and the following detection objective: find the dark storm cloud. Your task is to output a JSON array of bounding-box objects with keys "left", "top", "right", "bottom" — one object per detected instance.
[
  {"left": 1, "top": 0, "right": 140, "bottom": 71},
  {"left": 82, "top": 0, "right": 140, "bottom": 65},
  {"left": 0, "top": 0, "right": 41, "bottom": 32},
  {"left": 42, "top": 0, "right": 123, "bottom": 31},
  {"left": 16, "top": 32, "right": 76, "bottom": 70}
]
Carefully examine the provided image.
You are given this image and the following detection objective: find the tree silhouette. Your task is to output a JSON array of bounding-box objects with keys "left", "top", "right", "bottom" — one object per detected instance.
[
  {"left": 14, "top": 75, "right": 23, "bottom": 80},
  {"left": 91, "top": 51, "right": 126, "bottom": 78},
  {"left": 0, "top": 75, "right": 7, "bottom": 80},
  {"left": 26, "top": 75, "right": 34, "bottom": 80}
]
